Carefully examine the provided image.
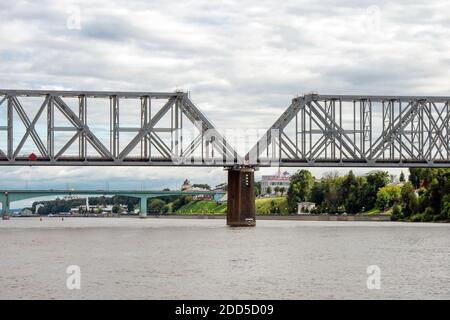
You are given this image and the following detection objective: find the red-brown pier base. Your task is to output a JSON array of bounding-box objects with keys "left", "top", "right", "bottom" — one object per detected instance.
[{"left": 226, "top": 167, "right": 256, "bottom": 227}]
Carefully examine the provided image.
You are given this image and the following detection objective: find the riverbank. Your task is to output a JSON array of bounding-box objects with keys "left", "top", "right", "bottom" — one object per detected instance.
[
  {"left": 145, "top": 214, "right": 391, "bottom": 221},
  {"left": 9, "top": 214, "right": 390, "bottom": 222}
]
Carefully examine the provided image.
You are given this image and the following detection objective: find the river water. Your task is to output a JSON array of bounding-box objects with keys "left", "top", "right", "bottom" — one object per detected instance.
[{"left": 0, "top": 217, "right": 449, "bottom": 299}]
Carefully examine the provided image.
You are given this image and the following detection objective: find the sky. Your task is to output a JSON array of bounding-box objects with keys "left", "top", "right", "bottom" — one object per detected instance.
[{"left": 1, "top": 0, "right": 450, "bottom": 206}]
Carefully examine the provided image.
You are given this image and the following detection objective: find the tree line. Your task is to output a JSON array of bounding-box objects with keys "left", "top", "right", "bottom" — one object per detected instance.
[
  {"left": 286, "top": 168, "right": 450, "bottom": 221},
  {"left": 287, "top": 170, "right": 390, "bottom": 214}
]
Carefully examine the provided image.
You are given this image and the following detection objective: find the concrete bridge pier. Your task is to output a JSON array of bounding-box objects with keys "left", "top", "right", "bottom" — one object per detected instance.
[
  {"left": 226, "top": 167, "right": 256, "bottom": 227},
  {"left": 1, "top": 193, "right": 10, "bottom": 220},
  {"left": 139, "top": 197, "right": 148, "bottom": 218}
]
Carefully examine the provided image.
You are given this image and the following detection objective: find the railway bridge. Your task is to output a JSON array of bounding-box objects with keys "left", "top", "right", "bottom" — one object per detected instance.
[{"left": 1, "top": 90, "right": 449, "bottom": 225}]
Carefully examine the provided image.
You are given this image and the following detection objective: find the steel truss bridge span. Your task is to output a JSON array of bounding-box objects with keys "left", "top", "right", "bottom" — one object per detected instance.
[
  {"left": 247, "top": 94, "right": 450, "bottom": 167},
  {"left": 0, "top": 90, "right": 239, "bottom": 166}
]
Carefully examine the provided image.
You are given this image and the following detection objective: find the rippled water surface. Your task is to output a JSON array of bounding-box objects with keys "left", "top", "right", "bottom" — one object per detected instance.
[{"left": 0, "top": 217, "right": 449, "bottom": 299}]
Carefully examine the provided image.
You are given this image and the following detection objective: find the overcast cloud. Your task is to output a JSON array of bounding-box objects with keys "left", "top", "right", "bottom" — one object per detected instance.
[{"left": 1, "top": 0, "right": 449, "bottom": 204}]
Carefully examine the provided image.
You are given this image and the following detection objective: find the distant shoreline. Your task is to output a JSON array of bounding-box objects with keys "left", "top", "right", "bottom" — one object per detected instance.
[
  {"left": 9, "top": 214, "right": 392, "bottom": 222},
  {"left": 146, "top": 214, "right": 392, "bottom": 222}
]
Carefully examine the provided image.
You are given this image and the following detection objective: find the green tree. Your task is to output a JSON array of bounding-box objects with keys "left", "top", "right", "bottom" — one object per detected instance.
[
  {"left": 274, "top": 186, "right": 280, "bottom": 195},
  {"left": 112, "top": 204, "right": 121, "bottom": 214},
  {"left": 440, "top": 195, "right": 450, "bottom": 219},
  {"left": 279, "top": 187, "right": 286, "bottom": 196},
  {"left": 401, "top": 182, "right": 418, "bottom": 218},
  {"left": 254, "top": 181, "right": 261, "bottom": 196},
  {"left": 376, "top": 185, "right": 401, "bottom": 210},
  {"left": 172, "top": 196, "right": 192, "bottom": 212},
  {"left": 287, "top": 170, "right": 314, "bottom": 213},
  {"left": 364, "top": 171, "right": 390, "bottom": 210},
  {"left": 408, "top": 168, "right": 432, "bottom": 189},
  {"left": 340, "top": 171, "right": 365, "bottom": 214},
  {"left": 266, "top": 186, "right": 272, "bottom": 195},
  {"left": 148, "top": 199, "right": 165, "bottom": 213},
  {"left": 310, "top": 181, "right": 325, "bottom": 207}
]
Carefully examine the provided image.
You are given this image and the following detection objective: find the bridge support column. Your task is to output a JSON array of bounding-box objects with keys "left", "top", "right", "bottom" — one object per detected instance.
[
  {"left": 139, "top": 197, "right": 147, "bottom": 218},
  {"left": 226, "top": 167, "right": 256, "bottom": 227},
  {"left": 1, "top": 194, "right": 10, "bottom": 220}
]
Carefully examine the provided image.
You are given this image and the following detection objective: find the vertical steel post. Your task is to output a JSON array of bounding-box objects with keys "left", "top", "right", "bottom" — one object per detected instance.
[
  {"left": 47, "top": 96, "right": 54, "bottom": 159},
  {"left": 7, "top": 96, "right": 13, "bottom": 160},
  {"left": 79, "top": 95, "right": 87, "bottom": 160}
]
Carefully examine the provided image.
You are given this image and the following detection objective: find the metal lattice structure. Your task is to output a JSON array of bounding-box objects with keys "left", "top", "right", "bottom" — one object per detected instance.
[
  {"left": 0, "top": 90, "right": 240, "bottom": 166},
  {"left": 248, "top": 94, "right": 450, "bottom": 167}
]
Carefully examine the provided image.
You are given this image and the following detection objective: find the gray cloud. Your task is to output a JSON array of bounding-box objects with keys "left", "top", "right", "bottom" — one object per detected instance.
[{"left": 0, "top": 0, "right": 448, "bottom": 190}]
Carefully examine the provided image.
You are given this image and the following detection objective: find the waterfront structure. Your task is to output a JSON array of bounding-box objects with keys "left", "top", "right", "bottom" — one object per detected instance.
[
  {"left": 298, "top": 202, "right": 316, "bottom": 215},
  {"left": 69, "top": 204, "right": 127, "bottom": 215}
]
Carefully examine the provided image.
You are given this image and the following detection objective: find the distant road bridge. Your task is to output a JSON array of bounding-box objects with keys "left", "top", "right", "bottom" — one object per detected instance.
[
  {"left": 1, "top": 90, "right": 450, "bottom": 225},
  {"left": 0, "top": 189, "right": 225, "bottom": 218}
]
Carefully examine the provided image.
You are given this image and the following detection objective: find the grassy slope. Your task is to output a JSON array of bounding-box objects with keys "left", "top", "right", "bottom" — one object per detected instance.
[
  {"left": 255, "top": 197, "right": 288, "bottom": 215},
  {"left": 175, "top": 197, "right": 289, "bottom": 215}
]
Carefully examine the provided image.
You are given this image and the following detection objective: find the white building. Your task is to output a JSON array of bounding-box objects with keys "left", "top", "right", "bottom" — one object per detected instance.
[
  {"left": 298, "top": 202, "right": 316, "bottom": 215},
  {"left": 261, "top": 170, "right": 290, "bottom": 195}
]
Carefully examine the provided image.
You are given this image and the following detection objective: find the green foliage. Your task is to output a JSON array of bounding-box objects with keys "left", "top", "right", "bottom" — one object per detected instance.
[
  {"left": 148, "top": 199, "right": 165, "bottom": 213},
  {"left": 112, "top": 204, "right": 121, "bottom": 214},
  {"left": 340, "top": 171, "right": 366, "bottom": 214},
  {"left": 294, "top": 170, "right": 367, "bottom": 214},
  {"left": 254, "top": 181, "right": 261, "bottom": 196},
  {"left": 401, "top": 181, "right": 418, "bottom": 218},
  {"left": 171, "top": 196, "right": 192, "bottom": 212},
  {"left": 287, "top": 170, "right": 314, "bottom": 213},
  {"left": 256, "top": 197, "right": 288, "bottom": 215},
  {"left": 441, "top": 195, "right": 450, "bottom": 220},
  {"left": 391, "top": 204, "right": 402, "bottom": 221},
  {"left": 408, "top": 168, "right": 433, "bottom": 189},
  {"left": 376, "top": 185, "right": 401, "bottom": 210},
  {"left": 364, "top": 171, "right": 390, "bottom": 209},
  {"left": 174, "top": 197, "right": 289, "bottom": 215}
]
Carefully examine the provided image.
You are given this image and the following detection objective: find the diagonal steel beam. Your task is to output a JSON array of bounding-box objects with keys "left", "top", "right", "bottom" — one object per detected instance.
[
  {"left": 53, "top": 96, "right": 113, "bottom": 159},
  {"left": 150, "top": 132, "right": 172, "bottom": 158},
  {"left": 310, "top": 100, "right": 362, "bottom": 160},
  {"left": 182, "top": 97, "right": 239, "bottom": 162},
  {"left": 370, "top": 101, "right": 420, "bottom": 159},
  {"left": 246, "top": 98, "right": 303, "bottom": 162},
  {"left": 0, "top": 95, "right": 6, "bottom": 107},
  {"left": 12, "top": 96, "right": 50, "bottom": 158},
  {"left": 118, "top": 97, "right": 176, "bottom": 160},
  {"left": 54, "top": 131, "right": 82, "bottom": 159}
]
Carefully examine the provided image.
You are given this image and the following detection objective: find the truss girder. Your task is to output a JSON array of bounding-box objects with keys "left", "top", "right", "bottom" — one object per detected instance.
[
  {"left": 0, "top": 90, "right": 239, "bottom": 166},
  {"left": 247, "top": 94, "right": 450, "bottom": 167}
]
